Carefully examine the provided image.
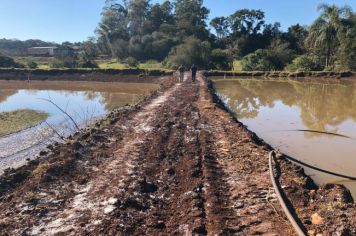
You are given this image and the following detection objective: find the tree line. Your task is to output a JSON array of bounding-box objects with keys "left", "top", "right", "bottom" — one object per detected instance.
[
  {"left": 1, "top": 0, "right": 355, "bottom": 71},
  {"left": 93, "top": 0, "right": 355, "bottom": 71}
]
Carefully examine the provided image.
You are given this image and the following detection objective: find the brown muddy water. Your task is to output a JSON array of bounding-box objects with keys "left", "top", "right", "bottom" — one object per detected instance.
[
  {"left": 213, "top": 77, "right": 356, "bottom": 198},
  {"left": 0, "top": 80, "right": 159, "bottom": 173}
]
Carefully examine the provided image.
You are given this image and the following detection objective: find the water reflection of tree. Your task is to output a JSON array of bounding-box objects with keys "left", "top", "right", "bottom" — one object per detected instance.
[{"left": 215, "top": 79, "right": 356, "bottom": 133}]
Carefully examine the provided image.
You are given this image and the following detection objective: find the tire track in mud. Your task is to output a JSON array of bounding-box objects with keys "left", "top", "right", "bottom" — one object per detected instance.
[
  {"left": 0, "top": 73, "right": 295, "bottom": 236},
  {"left": 196, "top": 75, "right": 294, "bottom": 235},
  {"left": 30, "top": 82, "right": 182, "bottom": 235}
]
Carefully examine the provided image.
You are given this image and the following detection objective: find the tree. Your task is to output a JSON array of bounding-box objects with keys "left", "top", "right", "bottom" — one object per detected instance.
[
  {"left": 149, "top": 1, "right": 174, "bottom": 32},
  {"left": 165, "top": 37, "right": 211, "bottom": 68},
  {"left": 241, "top": 49, "right": 274, "bottom": 71},
  {"left": 286, "top": 55, "right": 322, "bottom": 71},
  {"left": 0, "top": 52, "right": 20, "bottom": 68},
  {"left": 227, "top": 9, "right": 269, "bottom": 57},
  {"left": 285, "top": 24, "right": 308, "bottom": 54},
  {"left": 210, "top": 48, "right": 232, "bottom": 70},
  {"left": 228, "top": 9, "right": 265, "bottom": 36},
  {"left": 210, "top": 17, "right": 230, "bottom": 39},
  {"left": 306, "top": 4, "right": 352, "bottom": 69},
  {"left": 96, "top": 0, "right": 129, "bottom": 58},
  {"left": 174, "top": 0, "right": 210, "bottom": 40},
  {"left": 336, "top": 12, "right": 356, "bottom": 70},
  {"left": 127, "top": 0, "right": 151, "bottom": 36}
]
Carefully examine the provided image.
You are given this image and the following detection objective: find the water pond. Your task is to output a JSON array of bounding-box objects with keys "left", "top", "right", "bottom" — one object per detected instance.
[
  {"left": 213, "top": 77, "right": 356, "bottom": 197},
  {"left": 0, "top": 80, "right": 159, "bottom": 173}
]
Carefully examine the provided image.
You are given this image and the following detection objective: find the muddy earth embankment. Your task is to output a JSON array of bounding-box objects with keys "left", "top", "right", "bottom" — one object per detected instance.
[
  {"left": 0, "top": 73, "right": 355, "bottom": 235},
  {"left": 0, "top": 68, "right": 173, "bottom": 83}
]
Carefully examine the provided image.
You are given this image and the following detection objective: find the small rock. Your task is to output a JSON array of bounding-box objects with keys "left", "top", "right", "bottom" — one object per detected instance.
[
  {"left": 311, "top": 213, "right": 324, "bottom": 225},
  {"left": 308, "top": 230, "right": 316, "bottom": 236}
]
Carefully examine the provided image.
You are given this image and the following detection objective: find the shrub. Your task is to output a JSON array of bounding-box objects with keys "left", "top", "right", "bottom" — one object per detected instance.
[
  {"left": 50, "top": 57, "right": 78, "bottom": 68},
  {"left": 241, "top": 49, "right": 275, "bottom": 71},
  {"left": 286, "top": 55, "right": 322, "bottom": 71},
  {"left": 0, "top": 52, "right": 20, "bottom": 68},
  {"left": 79, "top": 60, "right": 98, "bottom": 68},
  {"left": 165, "top": 37, "right": 211, "bottom": 69},
  {"left": 27, "top": 61, "right": 38, "bottom": 69},
  {"left": 124, "top": 57, "right": 138, "bottom": 68},
  {"left": 210, "top": 49, "right": 232, "bottom": 70}
]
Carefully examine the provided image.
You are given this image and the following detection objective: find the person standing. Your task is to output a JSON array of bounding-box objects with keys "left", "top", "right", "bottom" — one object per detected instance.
[
  {"left": 178, "top": 65, "right": 185, "bottom": 83},
  {"left": 190, "top": 64, "right": 197, "bottom": 82}
]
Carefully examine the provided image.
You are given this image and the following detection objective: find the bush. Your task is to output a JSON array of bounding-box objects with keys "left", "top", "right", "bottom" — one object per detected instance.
[
  {"left": 79, "top": 60, "right": 98, "bottom": 68},
  {"left": 165, "top": 37, "right": 211, "bottom": 69},
  {"left": 50, "top": 57, "right": 78, "bottom": 68},
  {"left": 27, "top": 61, "right": 38, "bottom": 69},
  {"left": 124, "top": 57, "right": 138, "bottom": 68},
  {"left": 241, "top": 49, "right": 275, "bottom": 71},
  {"left": 0, "top": 52, "right": 20, "bottom": 68},
  {"left": 210, "top": 49, "right": 232, "bottom": 70},
  {"left": 286, "top": 55, "right": 322, "bottom": 71}
]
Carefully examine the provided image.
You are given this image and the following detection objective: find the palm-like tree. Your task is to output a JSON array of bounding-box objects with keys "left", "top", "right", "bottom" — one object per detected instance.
[{"left": 306, "top": 4, "right": 352, "bottom": 69}]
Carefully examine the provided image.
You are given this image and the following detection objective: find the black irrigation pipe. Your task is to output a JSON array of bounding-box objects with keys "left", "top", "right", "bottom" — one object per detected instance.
[
  {"left": 282, "top": 152, "right": 356, "bottom": 181},
  {"left": 269, "top": 151, "right": 306, "bottom": 236}
]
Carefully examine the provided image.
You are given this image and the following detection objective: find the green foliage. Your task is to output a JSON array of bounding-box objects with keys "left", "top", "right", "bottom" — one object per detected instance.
[
  {"left": 241, "top": 49, "right": 275, "bottom": 71},
  {"left": 241, "top": 39, "right": 295, "bottom": 71},
  {"left": 174, "top": 0, "right": 210, "bottom": 39},
  {"left": 306, "top": 4, "right": 353, "bottom": 70},
  {"left": 286, "top": 55, "right": 322, "bottom": 71},
  {"left": 210, "top": 48, "right": 232, "bottom": 70},
  {"left": 165, "top": 37, "right": 211, "bottom": 69},
  {"left": 124, "top": 56, "right": 138, "bottom": 68},
  {"left": 0, "top": 53, "right": 21, "bottom": 68},
  {"left": 233, "top": 60, "right": 243, "bottom": 71},
  {"left": 79, "top": 60, "right": 99, "bottom": 68},
  {"left": 27, "top": 61, "right": 38, "bottom": 69},
  {"left": 50, "top": 57, "right": 78, "bottom": 68}
]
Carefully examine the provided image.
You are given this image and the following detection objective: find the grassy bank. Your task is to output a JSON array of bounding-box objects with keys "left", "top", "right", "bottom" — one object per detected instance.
[
  {"left": 0, "top": 68, "right": 174, "bottom": 83},
  {"left": 0, "top": 109, "right": 48, "bottom": 137}
]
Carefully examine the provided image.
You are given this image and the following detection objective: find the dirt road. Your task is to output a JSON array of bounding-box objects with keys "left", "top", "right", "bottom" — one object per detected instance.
[
  {"left": 1, "top": 73, "right": 355, "bottom": 235},
  {"left": 0, "top": 70, "right": 355, "bottom": 235}
]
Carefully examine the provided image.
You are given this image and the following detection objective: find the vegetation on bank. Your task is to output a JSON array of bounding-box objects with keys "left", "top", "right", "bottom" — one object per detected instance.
[
  {"left": 0, "top": 109, "right": 48, "bottom": 137},
  {"left": 0, "top": 1, "right": 355, "bottom": 72}
]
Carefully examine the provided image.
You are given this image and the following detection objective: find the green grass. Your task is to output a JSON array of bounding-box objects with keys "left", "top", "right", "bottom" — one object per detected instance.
[
  {"left": 233, "top": 60, "right": 242, "bottom": 71},
  {"left": 98, "top": 59, "right": 164, "bottom": 70},
  {"left": 98, "top": 59, "right": 129, "bottom": 69},
  {"left": 0, "top": 109, "right": 49, "bottom": 137}
]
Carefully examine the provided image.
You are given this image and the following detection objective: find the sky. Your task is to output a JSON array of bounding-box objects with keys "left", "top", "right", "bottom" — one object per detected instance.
[{"left": 0, "top": 0, "right": 355, "bottom": 43}]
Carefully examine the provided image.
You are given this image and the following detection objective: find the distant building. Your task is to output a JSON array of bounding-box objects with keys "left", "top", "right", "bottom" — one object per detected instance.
[
  {"left": 53, "top": 46, "right": 75, "bottom": 57},
  {"left": 28, "top": 46, "right": 78, "bottom": 57},
  {"left": 28, "top": 47, "right": 57, "bottom": 56}
]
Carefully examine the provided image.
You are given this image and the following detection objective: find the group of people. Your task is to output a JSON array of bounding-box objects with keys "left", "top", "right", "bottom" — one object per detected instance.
[{"left": 177, "top": 64, "right": 197, "bottom": 83}]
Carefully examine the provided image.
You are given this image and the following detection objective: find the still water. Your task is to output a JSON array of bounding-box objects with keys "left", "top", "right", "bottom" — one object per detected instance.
[
  {"left": 0, "top": 80, "right": 159, "bottom": 173},
  {"left": 213, "top": 77, "right": 356, "bottom": 197}
]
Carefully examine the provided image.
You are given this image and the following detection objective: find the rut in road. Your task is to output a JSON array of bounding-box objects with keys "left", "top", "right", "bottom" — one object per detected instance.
[{"left": 0, "top": 73, "right": 294, "bottom": 235}]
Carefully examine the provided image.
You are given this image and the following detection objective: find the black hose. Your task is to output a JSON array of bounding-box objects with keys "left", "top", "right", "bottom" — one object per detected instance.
[
  {"left": 282, "top": 153, "right": 356, "bottom": 180},
  {"left": 269, "top": 151, "right": 306, "bottom": 236}
]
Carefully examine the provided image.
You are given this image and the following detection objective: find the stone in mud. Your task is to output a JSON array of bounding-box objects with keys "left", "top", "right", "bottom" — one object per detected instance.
[
  {"left": 153, "top": 221, "right": 166, "bottom": 229},
  {"left": 167, "top": 168, "right": 175, "bottom": 176},
  {"left": 139, "top": 180, "right": 158, "bottom": 193},
  {"left": 192, "top": 225, "right": 207, "bottom": 235},
  {"left": 311, "top": 213, "right": 324, "bottom": 225},
  {"left": 39, "top": 150, "right": 48, "bottom": 156},
  {"left": 122, "top": 197, "right": 150, "bottom": 211}
]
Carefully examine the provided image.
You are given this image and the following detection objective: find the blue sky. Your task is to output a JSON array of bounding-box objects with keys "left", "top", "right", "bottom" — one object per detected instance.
[{"left": 0, "top": 0, "right": 355, "bottom": 43}]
